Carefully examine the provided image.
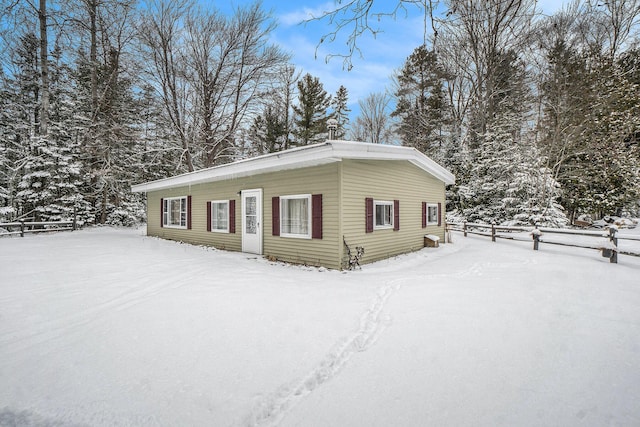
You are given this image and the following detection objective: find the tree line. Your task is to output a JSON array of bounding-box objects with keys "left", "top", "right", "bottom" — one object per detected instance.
[
  {"left": 1, "top": 0, "right": 639, "bottom": 227},
  {"left": 320, "top": 0, "right": 640, "bottom": 225},
  {"left": 0, "top": 0, "right": 349, "bottom": 225}
]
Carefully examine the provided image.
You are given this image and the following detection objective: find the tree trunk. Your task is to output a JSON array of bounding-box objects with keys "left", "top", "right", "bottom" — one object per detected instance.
[
  {"left": 38, "top": 0, "right": 49, "bottom": 136},
  {"left": 89, "top": 0, "right": 98, "bottom": 114}
]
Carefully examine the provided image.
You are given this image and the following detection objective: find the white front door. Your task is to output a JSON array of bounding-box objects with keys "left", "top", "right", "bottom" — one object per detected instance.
[{"left": 241, "top": 189, "right": 263, "bottom": 254}]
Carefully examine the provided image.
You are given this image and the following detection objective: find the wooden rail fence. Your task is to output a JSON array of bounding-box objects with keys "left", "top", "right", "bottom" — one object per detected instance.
[
  {"left": 0, "top": 220, "right": 76, "bottom": 237},
  {"left": 446, "top": 222, "right": 640, "bottom": 264}
]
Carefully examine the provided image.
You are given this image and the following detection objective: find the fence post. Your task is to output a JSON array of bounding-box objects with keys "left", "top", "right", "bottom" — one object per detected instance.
[
  {"left": 463, "top": 222, "right": 467, "bottom": 237},
  {"left": 609, "top": 227, "right": 618, "bottom": 264},
  {"left": 20, "top": 220, "right": 24, "bottom": 237},
  {"left": 491, "top": 224, "right": 496, "bottom": 242},
  {"left": 73, "top": 206, "right": 77, "bottom": 231},
  {"left": 532, "top": 229, "right": 540, "bottom": 251}
]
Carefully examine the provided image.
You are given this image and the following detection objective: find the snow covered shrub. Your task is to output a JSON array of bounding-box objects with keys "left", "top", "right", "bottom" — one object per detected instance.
[
  {"left": 461, "top": 119, "right": 568, "bottom": 227},
  {"left": 445, "top": 209, "right": 467, "bottom": 225},
  {"left": 105, "top": 201, "right": 146, "bottom": 226},
  {"left": 0, "top": 206, "right": 16, "bottom": 223}
]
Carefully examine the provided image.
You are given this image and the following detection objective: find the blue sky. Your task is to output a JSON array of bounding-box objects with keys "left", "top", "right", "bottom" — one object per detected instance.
[{"left": 214, "top": 0, "right": 567, "bottom": 118}]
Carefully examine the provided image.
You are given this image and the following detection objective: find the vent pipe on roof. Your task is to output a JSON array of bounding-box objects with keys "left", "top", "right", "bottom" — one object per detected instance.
[{"left": 327, "top": 118, "right": 338, "bottom": 140}]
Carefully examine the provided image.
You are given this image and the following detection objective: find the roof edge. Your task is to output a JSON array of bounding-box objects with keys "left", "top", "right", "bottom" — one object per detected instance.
[{"left": 131, "top": 141, "right": 455, "bottom": 193}]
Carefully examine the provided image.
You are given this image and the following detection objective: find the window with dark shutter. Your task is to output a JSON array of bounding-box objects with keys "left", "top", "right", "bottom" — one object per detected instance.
[
  {"left": 272, "top": 196, "right": 280, "bottom": 236},
  {"left": 438, "top": 202, "right": 442, "bottom": 227},
  {"left": 229, "top": 200, "right": 236, "bottom": 233},
  {"left": 365, "top": 198, "right": 374, "bottom": 233},
  {"left": 187, "top": 195, "right": 192, "bottom": 229},
  {"left": 312, "top": 194, "right": 322, "bottom": 239},
  {"left": 163, "top": 196, "right": 188, "bottom": 228},
  {"left": 426, "top": 203, "right": 439, "bottom": 225},
  {"left": 422, "top": 202, "right": 427, "bottom": 228},
  {"left": 160, "top": 198, "right": 164, "bottom": 228},
  {"left": 206, "top": 201, "right": 212, "bottom": 232},
  {"left": 393, "top": 200, "right": 399, "bottom": 231}
]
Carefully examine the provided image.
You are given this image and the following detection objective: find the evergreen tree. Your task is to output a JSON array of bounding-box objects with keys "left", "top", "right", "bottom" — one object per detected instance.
[
  {"left": 10, "top": 32, "right": 54, "bottom": 222},
  {"left": 247, "top": 105, "right": 288, "bottom": 154},
  {"left": 36, "top": 42, "right": 86, "bottom": 222},
  {"left": 74, "top": 37, "right": 144, "bottom": 224},
  {"left": 539, "top": 41, "right": 640, "bottom": 220},
  {"left": 575, "top": 54, "right": 640, "bottom": 217},
  {"left": 456, "top": 46, "right": 568, "bottom": 226},
  {"left": 292, "top": 73, "right": 332, "bottom": 145},
  {"left": 460, "top": 115, "right": 567, "bottom": 226},
  {"left": 331, "top": 85, "right": 350, "bottom": 139},
  {"left": 393, "top": 45, "right": 450, "bottom": 158}
]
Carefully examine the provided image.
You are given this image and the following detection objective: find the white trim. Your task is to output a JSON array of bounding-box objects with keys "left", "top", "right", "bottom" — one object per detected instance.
[
  {"left": 163, "top": 196, "right": 187, "bottom": 229},
  {"left": 132, "top": 141, "right": 455, "bottom": 193},
  {"left": 280, "top": 194, "right": 312, "bottom": 239},
  {"left": 374, "top": 200, "right": 394, "bottom": 230},
  {"left": 426, "top": 203, "right": 439, "bottom": 226},
  {"left": 210, "top": 200, "right": 229, "bottom": 233}
]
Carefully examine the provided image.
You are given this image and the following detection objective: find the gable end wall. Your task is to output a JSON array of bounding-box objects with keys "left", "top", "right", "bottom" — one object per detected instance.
[{"left": 340, "top": 159, "right": 446, "bottom": 267}]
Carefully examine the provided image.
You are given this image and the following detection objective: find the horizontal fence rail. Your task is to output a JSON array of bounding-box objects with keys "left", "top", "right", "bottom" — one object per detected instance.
[
  {"left": 0, "top": 220, "right": 76, "bottom": 237},
  {"left": 446, "top": 222, "right": 640, "bottom": 264}
]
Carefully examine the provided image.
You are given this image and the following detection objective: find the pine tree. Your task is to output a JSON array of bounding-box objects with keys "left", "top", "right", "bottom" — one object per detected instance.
[
  {"left": 460, "top": 115, "right": 567, "bottom": 226},
  {"left": 457, "top": 46, "right": 568, "bottom": 226},
  {"left": 0, "top": 54, "right": 24, "bottom": 219},
  {"left": 331, "top": 85, "right": 350, "bottom": 139},
  {"left": 247, "top": 105, "right": 288, "bottom": 154},
  {"left": 292, "top": 73, "right": 332, "bottom": 145},
  {"left": 392, "top": 45, "right": 450, "bottom": 158},
  {"left": 539, "top": 41, "right": 640, "bottom": 220},
  {"left": 36, "top": 42, "right": 85, "bottom": 222},
  {"left": 11, "top": 32, "right": 54, "bottom": 222},
  {"left": 576, "top": 54, "right": 640, "bottom": 217}
]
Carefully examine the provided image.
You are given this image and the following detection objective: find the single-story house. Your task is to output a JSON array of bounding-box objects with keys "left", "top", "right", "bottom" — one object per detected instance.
[{"left": 131, "top": 140, "right": 455, "bottom": 270}]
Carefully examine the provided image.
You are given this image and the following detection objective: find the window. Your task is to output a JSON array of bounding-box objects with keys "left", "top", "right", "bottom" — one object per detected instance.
[
  {"left": 427, "top": 203, "right": 439, "bottom": 225},
  {"left": 366, "top": 198, "right": 399, "bottom": 233},
  {"left": 210, "top": 200, "right": 229, "bottom": 232},
  {"left": 374, "top": 201, "right": 394, "bottom": 229},
  {"left": 163, "top": 196, "right": 187, "bottom": 228},
  {"left": 280, "top": 194, "right": 311, "bottom": 238}
]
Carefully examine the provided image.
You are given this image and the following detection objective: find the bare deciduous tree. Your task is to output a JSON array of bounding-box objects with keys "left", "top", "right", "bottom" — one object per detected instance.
[
  {"left": 306, "top": 0, "right": 440, "bottom": 70},
  {"left": 140, "top": 0, "right": 289, "bottom": 168},
  {"left": 349, "top": 92, "right": 394, "bottom": 143},
  {"left": 442, "top": 0, "right": 537, "bottom": 144},
  {"left": 139, "top": 0, "right": 195, "bottom": 172}
]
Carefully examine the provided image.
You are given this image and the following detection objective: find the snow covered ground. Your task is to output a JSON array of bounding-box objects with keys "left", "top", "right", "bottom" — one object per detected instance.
[{"left": 1, "top": 226, "right": 639, "bottom": 427}]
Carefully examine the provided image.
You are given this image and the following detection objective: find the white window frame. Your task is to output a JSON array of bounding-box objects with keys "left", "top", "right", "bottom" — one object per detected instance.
[
  {"left": 374, "top": 200, "right": 394, "bottom": 230},
  {"left": 427, "top": 203, "right": 439, "bottom": 225},
  {"left": 210, "top": 200, "right": 229, "bottom": 233},
  {"left": 163, "top": 196, "right": 187, "bottom": 229},
  {"left": 280, "top": 194, "right": 312, "bottom": 239}
]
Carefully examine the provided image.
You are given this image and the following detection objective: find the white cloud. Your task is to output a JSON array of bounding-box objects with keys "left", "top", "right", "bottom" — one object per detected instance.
[{"left": 278, "top": 2, "right": 337, "bottom": 27}]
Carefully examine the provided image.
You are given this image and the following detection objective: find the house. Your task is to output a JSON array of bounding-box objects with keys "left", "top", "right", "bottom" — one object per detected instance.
[{"left": 131, "top": 141, "right": 455, "bottom": 270}]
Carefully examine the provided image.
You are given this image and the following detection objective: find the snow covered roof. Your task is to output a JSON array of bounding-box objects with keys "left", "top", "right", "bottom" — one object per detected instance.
[{"left": 131, "top": 140, "right": 455, "bottom": 193}]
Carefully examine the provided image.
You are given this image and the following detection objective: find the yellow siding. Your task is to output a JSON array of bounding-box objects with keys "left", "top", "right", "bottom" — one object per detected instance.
[
  {"left": 340, "top": 159, "right": 446, "bottom": 266},
  {"left": 146, "top": 163, "right": 342, "bottom": 269},
  {"left": 145, "top": 158, "right": 448, "bottom": 270}
]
